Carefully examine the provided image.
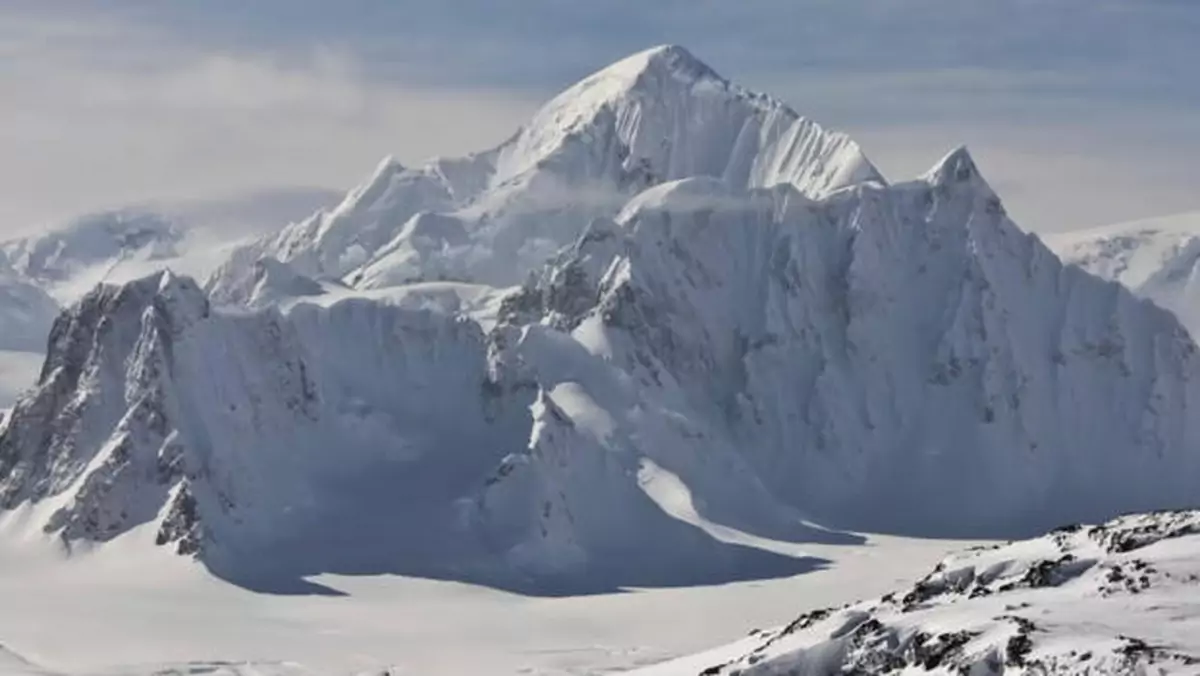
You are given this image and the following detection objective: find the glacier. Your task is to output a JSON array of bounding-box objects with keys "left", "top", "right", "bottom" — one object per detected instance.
[{"left": 2, "top": 45, "right": 1200, "bottom": 594}]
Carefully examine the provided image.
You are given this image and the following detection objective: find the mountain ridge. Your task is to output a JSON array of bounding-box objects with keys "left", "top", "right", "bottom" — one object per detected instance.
[
  {"left": 2, "top": 46, "right": 1199, "bottom": 593},
  {"left": 206, "top": 44, "right": 882, "bottom": 299},
  {"left": 630, "top": 510, "right": 1200, "bottom": 675}
]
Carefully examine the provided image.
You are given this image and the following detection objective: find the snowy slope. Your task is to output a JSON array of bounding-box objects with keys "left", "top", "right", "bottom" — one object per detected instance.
[
  {"left": 5, "top": 151, "right": 1200, "bottom": 589},
  {"left": 0, "top": 270, "right": 835, "bottom": 592},
  {"left": 631, "top": 510, "right": 1200, "bottom": 675},
  {"left": 207, "top": 44, "right": 881, "bottom": 298},
  {"left": 3, "top": 46, "right": 1200, "bottom": 593},
  {"left": 472, "top": 148, "right": 1200, "bottom": 547},
  {"left": 1045, "top": 210, "right": 1200, "bottom": 332}
]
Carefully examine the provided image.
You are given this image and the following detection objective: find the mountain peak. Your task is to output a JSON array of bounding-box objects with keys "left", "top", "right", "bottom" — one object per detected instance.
[
  {"left": 213, "top": 46, "right": 884, "bottom": 290},
  {"left": 500, "top": 45, "right": 879, "bottom": 200},
  {"left": 339, "top": 155, "right": 406, "bottom": 209},
  {"left": 923, "top": 145, "right": 980, "bottom": 187},
  {"left": 602, "top": 44, "right": 723, "bottom": 86},
  {"left": 525, "top": 44, "right": 732, "bottom": 136}
]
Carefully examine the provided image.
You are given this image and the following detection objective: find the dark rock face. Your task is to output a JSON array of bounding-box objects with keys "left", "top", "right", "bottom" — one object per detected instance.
[
  {"left": 1, "top": 273, "right": 211, "bottom": 548},
  {"left": 156, "top": 483, "right": 204, "bottom": 556}
]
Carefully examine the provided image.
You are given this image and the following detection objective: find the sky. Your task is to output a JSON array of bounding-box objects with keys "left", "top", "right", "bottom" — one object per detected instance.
[{"left": 1, "top": 0, "right": 1198, "bottom": 235}]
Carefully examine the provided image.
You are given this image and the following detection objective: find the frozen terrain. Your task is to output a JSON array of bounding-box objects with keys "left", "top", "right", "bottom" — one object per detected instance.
[
  {"left": 1045, "top": 210, "right": 1200, "bottom": 333},
  {"left": 6, "top": 43, "right": 1200, "bottom": 588},
  {"left": 6, "top": 146, "right": 1199, "bottom": 595},
  {"left": 206, "top": 45, "right": 879, "bottom": 303},
  {"left": 634, "top": 510, "right": 1200, "bottom": 675},
  {"left": 1, "top": 188, "right": 339, "bottom": 307},
  {"left": 0, "top": 517, "right": 971, "bottom": 675},
  {"left": 1, "top": 44, "right": 1199, "bottom": 676},
  {"left": 0, "top": 189, "right": 338, "bottom": 410},
  {"left": 0, "top": 262, "right": 59, "bottom": 411}
]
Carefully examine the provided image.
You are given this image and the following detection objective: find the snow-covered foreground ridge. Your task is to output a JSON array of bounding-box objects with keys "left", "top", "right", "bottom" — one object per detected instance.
[
  {"left": 3, "top": 45, "right": 1200, "bottom": 591},
  {"left": 633, "top": 510, "right": 1200, "bottom": 675}
]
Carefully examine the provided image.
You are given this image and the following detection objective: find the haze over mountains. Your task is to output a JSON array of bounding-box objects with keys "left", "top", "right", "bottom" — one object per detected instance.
[
  {"left": 0, "top": 45, "right": 1198, "bottom": 674},
  {"left": 0, "top": 188, "right": 339, "bottom": 412},
  {"left": 1046, "top": 210, "right": 1200, "bottom": 334}
]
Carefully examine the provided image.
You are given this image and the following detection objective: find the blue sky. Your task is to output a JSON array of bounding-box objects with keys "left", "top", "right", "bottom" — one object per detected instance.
[{"left": 1, "top": 1, "right": 1198, "bottom": 232}]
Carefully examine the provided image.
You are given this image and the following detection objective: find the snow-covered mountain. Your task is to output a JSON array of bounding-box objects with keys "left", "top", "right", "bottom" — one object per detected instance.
[
  {"left": 3, "top": 45, "right": 1200, "bottom": 591},
  {"left": 0, "top": 269, "right": 56, "bottom": 423},
  {"left": 1045, "top": 211, "right": 1200, "bottom": 334},
  {"left": 0, "top": 260, "right": 60, "bottom": 413},
  {"left": 0, "top": 208, "right": 183, "bottom": 367},
  {"left": 0, "top": 190, "right": 337, "bottom": 411},
  {"left": 0, "top": 263, "right": 58, "bottom": 354},
  {"left": 206, "top": 45, "right": 880, "bottom": 302},
  {"left": 2, "top": 210, "right": 184, "bottom": 286},
  {"left": 633, "top": 510, "right": 1200, "bottom": 675},
  {"left": 473, "top": 150, "right": 1200, "bottom": 542},
  {"left": 2, "top": 188, "right": 339, "bottom": 306}
]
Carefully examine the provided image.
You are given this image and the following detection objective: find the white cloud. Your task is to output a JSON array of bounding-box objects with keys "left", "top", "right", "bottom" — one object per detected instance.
[{"left": 0, "top": 15, "right": 538, "bottom": 234}]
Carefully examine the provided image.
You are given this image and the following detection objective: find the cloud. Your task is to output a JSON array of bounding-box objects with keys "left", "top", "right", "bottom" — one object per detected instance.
[
  {"left": 0, "top": 11, "right": 538, "bottom": 234},
  {"left": 1, "top": 2, "right": 1198, "bottom": 234}
]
